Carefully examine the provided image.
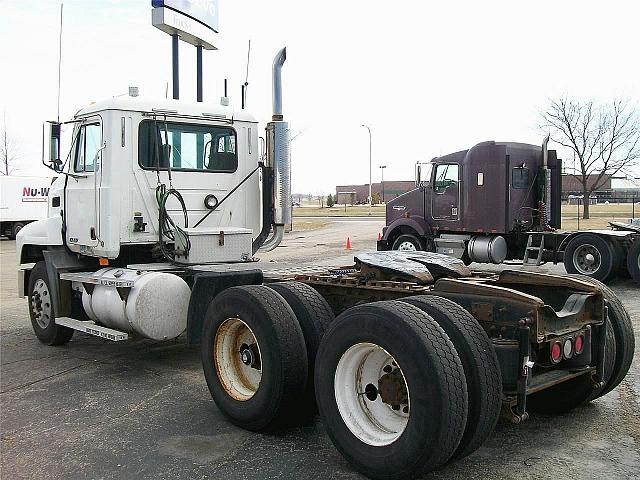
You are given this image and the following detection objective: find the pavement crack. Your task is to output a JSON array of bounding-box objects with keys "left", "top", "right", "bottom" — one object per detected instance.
[{"left": 0, "top": 363, "right": 91, "bottom": 394}]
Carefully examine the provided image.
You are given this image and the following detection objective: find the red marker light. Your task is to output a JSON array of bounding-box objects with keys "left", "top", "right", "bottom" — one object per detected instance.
[
  {"left": 551, "top": 341, "right": 562, "bottom": 363},
  {"left": 575, "top": 335, "right": 584, "bottom": 355}
]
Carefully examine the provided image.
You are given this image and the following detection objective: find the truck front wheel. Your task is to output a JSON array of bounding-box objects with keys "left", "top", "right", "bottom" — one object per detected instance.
[
  {"left": 391, "top": 234, "right": 423, "bottom": 251},
  {"left": 27, "top": 262, "right": 74, "bottom": 346},
  {"left": 563, "top": 233, "right": 617, "bottom": 282},
  {"left": 8, "top": 222, "right": 25, "bottom": 240},
  {"left": 201, "top": 285, "right": 308, "bottom": 431},
  {"left": 315, "top": 301, "right": 468, "bottom": 479}
]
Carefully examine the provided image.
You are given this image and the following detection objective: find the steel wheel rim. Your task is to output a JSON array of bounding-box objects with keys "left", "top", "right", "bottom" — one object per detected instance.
[
  {"left": 334, "top": 342, "right": 410, "bottom": 446},
  {"left": 214, "top": 318, "right": 262, "bottom": 401},
  {"left": 397, "top": 241, "right": 417, "bottom": 251},
  {"left": 572, "top": 243, "right": 601, "bottom": 274},
  {"left": 31, "top": 279, "right": 52, "bottom": 329}
]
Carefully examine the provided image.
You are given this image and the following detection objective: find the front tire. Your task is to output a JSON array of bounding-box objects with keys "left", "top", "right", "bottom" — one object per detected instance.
[
  {"left": 315, "top": 301, "right": 467, "bottom": 479},
  {"left": 391, "top": 234, "right": 423, "bottom": 251},
  {"left": 9, "top": 222, "right": 25, "bottom": 240},
  {"left": 563, "top": 233, "right": 617, "bottom": 282},
  {"left": 28, "top": 262, "right": 74, "bottom": 346},
  {"left": 201, "top": 285, "right": 308, "bottom": 431}
]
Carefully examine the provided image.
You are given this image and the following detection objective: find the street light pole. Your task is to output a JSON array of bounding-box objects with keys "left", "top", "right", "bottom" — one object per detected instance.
[
  {"left": 288, "top": 129, "right": 304, "bottom": 232},
  {"left": 361, "top": 124, "right": 372, "bottom": 215},
  {"left": 379, "top": 165, "right": 386, "bottom": 203}
]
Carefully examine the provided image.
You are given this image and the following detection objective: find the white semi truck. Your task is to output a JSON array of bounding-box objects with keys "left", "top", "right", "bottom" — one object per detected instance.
[
  {"left": 16, "top": 49, "right": 634, "bottom": 480},
  {"left": 0, "top": 175, "right": 55, "bottom": 239}
]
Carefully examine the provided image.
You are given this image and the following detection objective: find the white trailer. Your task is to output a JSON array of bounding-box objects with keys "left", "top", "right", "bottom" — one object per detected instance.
[{"left": 0, "top": 175, "right": 55, "bottom": 239}]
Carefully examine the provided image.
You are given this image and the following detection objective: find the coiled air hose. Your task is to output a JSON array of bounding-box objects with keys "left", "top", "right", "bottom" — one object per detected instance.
[{"left": 156, "top": 184, "right": 190, "bottom": 261}]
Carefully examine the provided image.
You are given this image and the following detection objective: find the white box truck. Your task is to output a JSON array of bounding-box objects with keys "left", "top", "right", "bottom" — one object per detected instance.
[{"left": 1, "top": 175, "right": 55, "bottom": 239}]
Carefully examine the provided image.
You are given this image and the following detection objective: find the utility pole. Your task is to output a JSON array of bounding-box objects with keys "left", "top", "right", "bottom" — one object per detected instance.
[
  {"left": 361, "top": 124, "right": 372, "bottom": 215},
  {"left": 379, "top": 165, "right": 386, "bottom": 203}
]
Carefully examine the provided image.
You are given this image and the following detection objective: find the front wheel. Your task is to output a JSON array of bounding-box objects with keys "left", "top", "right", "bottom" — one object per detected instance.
[
  {"left": 28, "top": 262, "right": 74, "bottom": 346},
  {"left": 391, "top": 234, "right": 423, "bottom": 252},
  {"left": 315, "top": 301, "right": 468, "bottom": 479},
  {"left": 9, "top": 222, "right": 25, "bottom": 240}
]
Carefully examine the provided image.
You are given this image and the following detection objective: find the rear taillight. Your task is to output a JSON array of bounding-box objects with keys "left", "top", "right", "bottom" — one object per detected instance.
[
  {"left": 551, "top": 341, "right": 562, "bottom": 363},
  {"left": 574, "top": 335, "right": 584, "bottom": 355},
  {"left": 563, "top": 338, "right": 573, "bottom": 359}
]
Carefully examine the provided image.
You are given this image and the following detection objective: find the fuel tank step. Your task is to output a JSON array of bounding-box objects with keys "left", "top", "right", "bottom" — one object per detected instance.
[{"left": 55, "top": 317, "right": 129, "bottom": 342}]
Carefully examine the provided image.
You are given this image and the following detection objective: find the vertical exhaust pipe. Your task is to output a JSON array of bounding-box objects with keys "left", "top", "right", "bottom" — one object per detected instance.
[
  {"left": 541, "top": 134, "right": 552, "bottom": 227},
  {"left": 260, "top": 48, "right": 290, "bottom": 252}
]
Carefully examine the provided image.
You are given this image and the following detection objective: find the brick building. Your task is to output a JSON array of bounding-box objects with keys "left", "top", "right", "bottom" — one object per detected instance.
[{"left": 335, "top": 181, "right": 415, "bottom": 204}]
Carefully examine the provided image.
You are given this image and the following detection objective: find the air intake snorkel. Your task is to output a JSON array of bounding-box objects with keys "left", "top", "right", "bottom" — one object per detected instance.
[{"left": 259, "top": 47, "right": 290, "bottom": 252}]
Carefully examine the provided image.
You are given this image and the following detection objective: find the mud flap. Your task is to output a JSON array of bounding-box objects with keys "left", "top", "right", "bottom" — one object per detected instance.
[{"left": 186, "top": 269, "right": 263, "bottom": 345}]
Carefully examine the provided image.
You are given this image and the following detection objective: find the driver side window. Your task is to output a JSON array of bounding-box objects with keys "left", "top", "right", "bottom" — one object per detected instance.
[
  {"left": 433, "top": 164, "right": 459, "bottom": 194},
  {"left": 74, "top": 123, "right": 101, "bottom": 173}
]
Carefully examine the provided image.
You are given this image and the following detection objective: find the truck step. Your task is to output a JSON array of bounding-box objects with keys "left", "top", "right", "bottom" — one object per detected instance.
[
  {"left": 523, "top": 234, "right": 545, "bottom": 266},
  {"left": 55, "top": 317, "right": 129, "bottom": 341}
]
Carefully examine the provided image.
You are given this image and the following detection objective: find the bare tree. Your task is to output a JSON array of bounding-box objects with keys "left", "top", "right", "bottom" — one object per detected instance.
[
  {"left": 1, "top": 112, "right": 20, "bottom": 175},
  {"left": 541, "top": 97, "right": 640, "bottom": 218}
]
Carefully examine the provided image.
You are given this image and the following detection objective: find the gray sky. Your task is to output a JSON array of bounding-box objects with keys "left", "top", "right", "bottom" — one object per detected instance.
[{"left": 1, "top": 0, "right": 638, "bottom": 194}]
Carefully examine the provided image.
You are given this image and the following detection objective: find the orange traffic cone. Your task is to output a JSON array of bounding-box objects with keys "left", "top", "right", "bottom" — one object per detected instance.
[
  {"left": 377, "top": 232, "right": 382, "bottom": 241},
  {"left": 346, "top": 237, "right": 352, "bottom": 250}
]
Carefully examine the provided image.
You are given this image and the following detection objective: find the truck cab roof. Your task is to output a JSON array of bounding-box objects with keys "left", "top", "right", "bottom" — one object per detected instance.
[{"left": 74, "top": 96, "right": 258, "bottom": 123}]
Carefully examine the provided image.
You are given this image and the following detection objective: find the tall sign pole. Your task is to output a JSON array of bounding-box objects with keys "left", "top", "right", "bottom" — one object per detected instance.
[
  {"left": 172, "top": 33, "right": 179, "bottom": 99},
  {"left": 151, "top": 1, "right": 219, "bottom": 102}
]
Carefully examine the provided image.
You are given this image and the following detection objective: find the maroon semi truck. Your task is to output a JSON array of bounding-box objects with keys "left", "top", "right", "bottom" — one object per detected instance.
[{"left": 378, "top": 139, "right": 640, "bottom": 283}]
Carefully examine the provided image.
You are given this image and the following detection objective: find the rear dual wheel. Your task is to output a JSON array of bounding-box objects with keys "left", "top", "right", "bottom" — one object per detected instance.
[
  {"left": 399, "top": 295, "right": 502, "bottom": 461},
  {"left": 566, "top": 274, "right": 635, "bottom": 398},
  {"left": 201, "top": 282, "right": 332, "bottom": 430},
  {"left": 563, "top": 233, "right": 618, "bottom": 282},
  {"left": 627, "top": 240, "right": 640, "bottom": 283},
  {"left": 201, "top": 285, "right": 307, "bottom": 430},
  {"left": 529, "top": 274, "right": 635, "bottom": 413},
  {"left": 315, "top": 301, "right": 469, "bottom": 479}
]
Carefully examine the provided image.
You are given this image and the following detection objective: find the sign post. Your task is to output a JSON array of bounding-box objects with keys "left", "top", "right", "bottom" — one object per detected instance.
[{"left": 151, "top": 0, "right": 220, "bottom": 102}]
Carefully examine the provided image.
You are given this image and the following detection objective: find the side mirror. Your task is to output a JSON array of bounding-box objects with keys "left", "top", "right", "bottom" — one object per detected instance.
[{"left": 42, "top": 121, "right": 63, "bottom": 172}]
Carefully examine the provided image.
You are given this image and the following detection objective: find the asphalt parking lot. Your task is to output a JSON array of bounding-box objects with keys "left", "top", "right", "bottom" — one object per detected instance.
[{"left": 1, "top": 220, "right": 639, "bottom": 480}]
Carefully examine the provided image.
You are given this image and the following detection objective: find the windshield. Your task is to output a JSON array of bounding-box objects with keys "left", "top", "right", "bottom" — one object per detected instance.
[{"left": 138, "top": 120, "right": 237, "bottom": 173}]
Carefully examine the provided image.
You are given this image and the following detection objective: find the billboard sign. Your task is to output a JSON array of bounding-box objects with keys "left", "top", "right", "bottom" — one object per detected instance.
[{"left": 152, "top": 0, "right": 219, "bottom": 32}]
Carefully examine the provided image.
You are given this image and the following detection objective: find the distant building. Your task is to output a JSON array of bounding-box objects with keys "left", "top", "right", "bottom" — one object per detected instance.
[
  {"left": 336, "top": 181, "right": 415, "bottom": 204},
  {"left": 562, "top": 174, "right": 639, "bottom": 202},
  {"left": 561, "top": 174, "right": 612, "bottom": 197}
]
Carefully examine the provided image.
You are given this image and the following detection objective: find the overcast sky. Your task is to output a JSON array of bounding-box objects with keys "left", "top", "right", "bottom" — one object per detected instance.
[{"left": 1, "top": 0, "right": 638, "bottom": 194}]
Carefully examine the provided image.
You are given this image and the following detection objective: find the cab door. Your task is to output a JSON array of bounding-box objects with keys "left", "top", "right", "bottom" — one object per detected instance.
[
  {"left": 431, "top": 163, "right": 460, "bottom": 221},
  {"left": 65, "top": 120, "right": 103, "bottom": 253}
]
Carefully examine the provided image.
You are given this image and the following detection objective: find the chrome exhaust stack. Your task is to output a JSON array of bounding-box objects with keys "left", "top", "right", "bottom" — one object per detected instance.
[{"left": 261, "top": 47, "right": 290, "bottom": 252}]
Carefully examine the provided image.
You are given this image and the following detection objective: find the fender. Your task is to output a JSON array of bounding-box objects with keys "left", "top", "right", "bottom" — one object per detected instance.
[
  {"left": 16, "top": 216, "right": 63, "bottom": 265},
  {"left": 383, "top": 216, "right": 431, "bottom": 241}
]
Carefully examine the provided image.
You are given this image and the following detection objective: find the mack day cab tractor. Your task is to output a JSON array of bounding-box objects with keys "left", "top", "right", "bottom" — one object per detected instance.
[
  {"left": 16, "top": 49, "right": 635, "bottom": 480},
  {"left": 378, "top": 140, "right": 640, "bottom": 284}
]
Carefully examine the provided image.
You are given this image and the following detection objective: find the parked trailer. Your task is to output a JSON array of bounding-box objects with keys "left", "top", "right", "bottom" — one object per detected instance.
[
  {"left": 377, "top": 142, "right": 640, "bottom": 284},
  {"left": 16, "top": 49, "right": 635, "bottom": 480},
  {"left": 0, "top": 175, "right": 54, "bottom": 239}
]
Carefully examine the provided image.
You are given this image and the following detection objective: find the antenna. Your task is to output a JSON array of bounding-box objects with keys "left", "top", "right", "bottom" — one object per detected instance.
[
  {"left": 242, "top": 39, "right": 251, "bottom": 108},
  {"left": 57, "top": 3, "right": 63, "bottom": 123}
]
